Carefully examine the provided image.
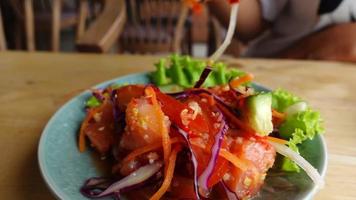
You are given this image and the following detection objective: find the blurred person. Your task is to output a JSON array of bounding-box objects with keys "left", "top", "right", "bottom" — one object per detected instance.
[{"left": 207, "top": 0, "right": 356, "bottom": 62}]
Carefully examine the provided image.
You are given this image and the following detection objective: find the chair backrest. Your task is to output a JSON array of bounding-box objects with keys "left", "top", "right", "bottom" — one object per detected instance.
[
  {"left": 76, "top": 0, "right": 126, "bottom": 53},
  {"left": 77, "top": 0, "right": 192, "bottom": 54},
  {"left": 0, "top": 7, "right": 6, "bottom": 51},
  {"left": 8, "top": 0, "right": 80, "bottom": 52},
  {"left": 120, "top": 0, "right": 191, "bottom": 54}
]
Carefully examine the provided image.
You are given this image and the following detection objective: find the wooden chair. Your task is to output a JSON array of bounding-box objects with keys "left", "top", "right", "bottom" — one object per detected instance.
[
  {"left": 77, "top": 0, "right": 192, "bottom": 54},
  {"left": 76, "top": 0, "right": 126, "bottom": 53},
  {"left": 8, "top": 0, "right": 87, "bottom": 52},
  {"left": 0, "top": 7, "right": 6, "bottom": 51}
]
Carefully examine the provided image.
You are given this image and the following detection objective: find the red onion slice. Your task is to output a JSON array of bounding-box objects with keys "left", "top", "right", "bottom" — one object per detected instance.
[
  {"left": 92, "top": 89, "right": 105, "bottom": 102},
  {"left": 194, "top": 66, "right": 212, "bottom": 88},
  {"left": 110, "top": 89, "right": 125, "bottom": 133},
  {"left": 169, "top": 89, "right": 240, "bottom": 114},
  {"left": 174, "top": 105, "right": 228, "bottom": 198},
  {"left": 110, "top": 89, "right": 126, "bottom": 161},
  {"left": 81, "top": 162, "right": 162, "bottom": 198},
  {"left": 174, "top": 126, "right": 201, "bottom": 200},
  {"left": 198, "top": 121, "right": 228, "bottom": 197}
]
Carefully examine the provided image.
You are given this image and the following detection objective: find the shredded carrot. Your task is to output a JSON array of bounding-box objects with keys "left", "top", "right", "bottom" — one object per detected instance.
[
  {"left": 122, "top": 137, "right": 183, "bottom": 164},
  {"left": 266, "top": 136, "right": 288, "bottom": 145},
  {"left": 229, "top": 73, "right": 254, "bottom": 88},
  {"left": 150, "top": 146, "right": 181, "bottom": 200},
  {"left": 200, "top": 93, "right": 216, "bottom": 106},
  {"left": 145, "top": 86, "right": 171, "bottom": 167},
  {"left": 78, "top": 121, "right": 87, "bottom": 152},
  {"left": 219, "top": 149, "right": 248, "bottom": 171},
  {"left": 189, "top": 141, "right": 248, "bottom": 171},
  {"left": 78, "top": 108, "right": 96, "bottom": 152},
  {"left": 272, "top": 109, "right": 286, "bottom": 120}
]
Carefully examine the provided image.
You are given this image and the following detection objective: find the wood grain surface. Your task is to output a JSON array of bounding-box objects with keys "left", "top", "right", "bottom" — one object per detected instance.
[{"left": 0, "top": 51, "right": 355, "bottom": 199}]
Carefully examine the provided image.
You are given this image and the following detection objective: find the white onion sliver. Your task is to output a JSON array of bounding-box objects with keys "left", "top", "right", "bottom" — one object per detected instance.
[
  {"left": 209, "top": 3, "right": 239, "bottom": 62},
  {"left": 285, "top": 101, "right": 308, "bottom": 116},
  {"left": 99, "top": 162, "right": 162, "bottom": 197},
  {"left": 268, "top": 141, "right": 325, "bottom": 189}
]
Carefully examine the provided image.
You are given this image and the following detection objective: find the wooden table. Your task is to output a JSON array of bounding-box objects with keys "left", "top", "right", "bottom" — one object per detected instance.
[{"left": 0, "top": 51, "right": 355, "bottom": 199}]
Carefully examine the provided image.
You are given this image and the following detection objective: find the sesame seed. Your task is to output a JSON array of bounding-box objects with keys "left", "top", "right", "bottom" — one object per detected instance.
[
  {"left": 222, "top": 85, "right": 230, "bottom": 91},
  {"left": 93, "top": 112, "right": 102, "bottom": 122},
  {"left": 260, "top": 173, "right": 267, "bottom": 181},
  {"left": 214, "top": 123, "right": 221, "bottom": 129},
  {"left": 223, "top": 173, "right": 231, "bottom": 181},
  {"left": 140, "top": 119, "right": 148, "bottom": 130},
  {"left": 180, "top": 109, "right": 190, "bottom": 126},
  {"left": 226, "top": 137, "right": 234, "bottom": 145},
  {"left": 132, "top": 107, "right": 139, "bottom": 116},
  {"left": 202, "top": 133, "right": 209, "bottom": 141},
  {"left": 244, "top": 177, "right": 252, "bottom": 187},
  {"left": 216, "top": 113, "right": 223, "bottom": 122},
  {"left": 147, "top": 152, "right": 159, "bottom": 163},
  {"left": 144, "top": 134, "right": 149, "bottom": 141},
  {"left": 236, "top": 137, "right": 243, "bottom": 144},
  {"left": 128, "top": 160, "right": 138, "bottom": 169}
]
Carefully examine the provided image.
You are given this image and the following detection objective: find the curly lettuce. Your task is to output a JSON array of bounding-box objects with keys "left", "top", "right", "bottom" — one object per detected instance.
[
  {"left": 273, "top": 90, "right": 324, "bottom": 172},
  {"left": 272, "top": 89, "right": 302, "bottom": 112},
  {"left": 150, "top": 54, "right": 246, "bottom": 88},
  {"left": 280, "top": 109, "right": 324, "bottom": 140}
]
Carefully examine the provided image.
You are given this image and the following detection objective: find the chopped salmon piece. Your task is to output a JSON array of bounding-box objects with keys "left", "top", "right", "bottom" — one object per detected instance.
[
  {"left": 84, "top": 99, "right": 115, "bottom": 155},
  {"left": 225, "top": 137, "right": 276, "bottom": 199},
  {"left": 120, "top": 96, "right": 170, "bottom": 150}
]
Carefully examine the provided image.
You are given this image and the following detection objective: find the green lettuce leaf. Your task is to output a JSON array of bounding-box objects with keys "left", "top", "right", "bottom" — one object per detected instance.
[
  {"left": 181, "top": 56, "right": 204, "bottom": 85},
  {"left": 86, "top": 96, "right": 101, "bottom": 108},
  {"left": 272, "top": 89, "right": 324, "bottom": 172},
  {"left": 279, "top": 108, "right": 324, "bottom": 172},
  {"left": 272, "top": 89, "right": 301, "bottom": 112},
  {"left": 279, "top": 109, "right": 324, "bottom": 140},
  {"left": 168, "top": 54, "right": 190, "bottom": 87},
  {"left": 281, "top": 128, "right": 305, "bottom": 172},
  {"left": 150, "top": 54, "right": 246, "bottom": 88},
  {"left": 151, "top": 58, "right": 170, "bottom": 85}
]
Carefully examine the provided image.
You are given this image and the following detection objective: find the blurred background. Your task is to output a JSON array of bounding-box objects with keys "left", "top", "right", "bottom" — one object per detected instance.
[
  {"left": 1, "top": 0, "right": 355, "bottom": 62},
  {"left": 0, "top": 0, "right": 239, "bottom": 57}
]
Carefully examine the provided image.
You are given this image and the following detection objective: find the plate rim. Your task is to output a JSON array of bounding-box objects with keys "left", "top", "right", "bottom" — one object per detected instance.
[{"left": 38, "top": 72, "right": 328, "bottom": 200}]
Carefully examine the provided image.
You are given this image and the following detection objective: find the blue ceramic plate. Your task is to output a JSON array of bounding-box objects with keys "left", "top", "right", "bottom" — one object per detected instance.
[{"left": 38, "top": 73, "right": 327, "bottom": 200}]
